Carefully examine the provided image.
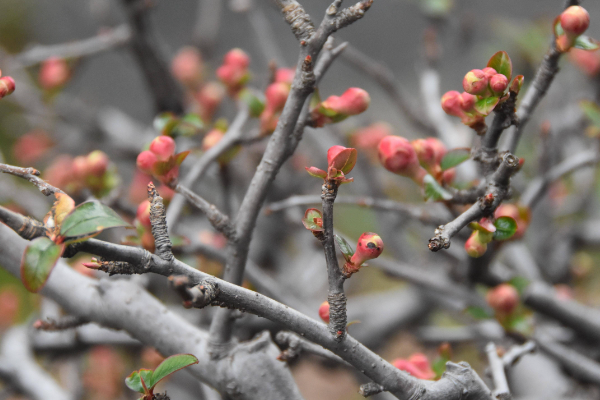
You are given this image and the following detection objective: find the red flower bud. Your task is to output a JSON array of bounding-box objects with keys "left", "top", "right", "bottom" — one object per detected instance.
[
  {"left": 275, "top": 68, "right": 295, "bottom": 84},
  {"left": 202, "top": 129, "right": 224, "bottom": 151},
  {"left": 0, "top": 76, "right": 16, "bottom": 98},
  {"left": 196, "top": 82, "right": 225, "bottom": 120},
  {"left": 459, "top": 92, "right": 477, "bottom": 112},
  {"left": 320, "top": 88, "right": 370, "bottom": 116},
  {"left": 39, "top": 57, "right": 70, "bottom": 90},
  {"left": 137, "top": 150, "right": 157, "bottom": 173},
  {"left": 327, "top": 145, "right": 357, "bottom": 175},
  {"left": 223, "top": 48, "right": 250, "bottom": 69},
  {"left": 482, "top": 67, "right": 497, "bottom": 80},
  {"left": 411, "top": 139, "right": 436, "bottom": 169},
  {"left": 171, "top": 46, "right": 203, "bottom": 87},
  {"left": 13, "top": 129, "right": 53, "bottom": 164},
  {"left": 264, "top": 82, "right": 290, "bottom": 113},
  {"left": 463, "top": 69, "right": 488, "bottom": 96},
  {"left": 136, "top": 200, "right": 152, "bottom": 228},
  {"left": 86, "top": 150, "right": 109, "bottom": 177},
  {"left": 489, "top": 74, "right": 509, "bottom": 94},
  {"left": 465, "top": 231, "right": 487, "bottom": 258},
  {"left": 0, "top": 288, "right": 20, "bottom": 328},
  {"left": 349, "top": 232, "right": 384, "bottom": 267},
  {"left": 149, "top": 136, "right": 176, "bottom": 161},
  {"left": 378, "top": 136, "right": 426, "bottom": 183},
  {"left": 442, "top": 168, "right": 456, "bottom": 185},
  {"left": 486, "top": 283, "right": 519, "bottom": 314},
  {"left": 350, "top": 122, "right": 392, "bottom": 151},
  {"left": 318, "top": 301, "right": 330, "bottom": 323},
  {"left": 441, "top": 91, "right": 464, "bottom": 117},
  {"left": 72, "top": 155, "right": 90, "bottom": 180},
  {"left": 560, "top": 6, "right": 590, "bottom": 37},
  {"left": 392, "top": 353, "right": 435, "bottom": 380},
  {"left": 569, "top": 48, "right": 600, "bottom": 76}
]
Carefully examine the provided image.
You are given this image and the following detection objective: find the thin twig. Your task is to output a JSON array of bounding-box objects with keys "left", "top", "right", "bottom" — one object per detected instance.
[
  {"left": 275, "top": 331, "right": 350, "bottom": 366},
  {"left": 33, "top": 316, "right": 89, "bottom": 331},
  {"left": 485, "top": 342, "right": 512, "bottom": 399},
  {"left": 0, "top": 163, "right": 64, "bottom": 196}
]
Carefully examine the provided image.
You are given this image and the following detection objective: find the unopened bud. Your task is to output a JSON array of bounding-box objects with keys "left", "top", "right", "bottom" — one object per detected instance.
[
  {"left": 320, "top": 88, "right": 370, "bottom": 116},
  {"left": 137, "top": 150, "right": 157, "bottom": 173},
  {"left": 441, "top": 91, "right": 464, "bottom": 117},
  {"left": 465, "top": 231, "right": 487, "bottom": 258},
  {"left": 570, "top": 49, "right": 600, "bottom": 76},
  {"left": 459, "top": 92, "right": 477, "bottom": 112},
  {"left": 442, "top": 168, "right": 456, "bottom": 185},
  {"left": 171, "top": 46, "right": 203, "bottom": 86},
  {"left": 489, "top": 74, "right": 508, "bottom": 94},
  {"left": 318, "top": 301, "right": 330, "bottom": 323},
  {"left": 463, "top": 69, "right": 488, "bottom": 96},
  {"left": 223, "top": 48, "right": 250, "bottom": 69},
  {"left": 86, "top": 150, "right": 109, "bottom": 177},
  {"left": 264, "top": 82, "right": 290, "bottom": 113},
  {"left": 486, "top": 283, "right": 519, "bottom": 314},
  {"left": 149, "top": 136, "right": 176, "bottom": 161},
  {"left": 327, "top": 145, "right": 357, "bottom": 175},
  {"left": 39, "top": 57, "right": 70, "bottom": 90},
  {"left": 351, "top": 122, "right": 392, "bottom": 151},
  {"left": 378, "top": 136, "right": 426, "bottom": 183},
  {"left": 202, "top": 129, "right": 224, "bottom": 151},
  {"left": 197, "top": 82, "right": 225, "bottom": 120},
  {"left": 275, "top": 68, "right": 295, "bottom": 84},
  {"left": 411, "top": 138, "right": 436, "bottom": 168},
  {"left": 482, "top": 67, "right": 497, "bottom": 80},
  {"left": 0, "top": 76, "right": 16, "bottom": 98},
  {"left": 349, "top": 232, "right": 384, "bottom": 267},
  {"left": 560, "top": 6, "right": 590, "bottom": 37},
  {"left": 136, "top": 200, "right": 152, "bottom": 228},
  {"left": 72, "top": 155, "right": 89, "bottom": 179}
]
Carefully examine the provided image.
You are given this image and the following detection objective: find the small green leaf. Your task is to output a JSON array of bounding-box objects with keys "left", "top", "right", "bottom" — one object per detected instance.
[
  {"left": 554, "top": 18, "right": 564, "bottom": 37},
  {"left": 153, "top": 112, "right": 178, "bottom": 136},
  {"left": 465, "top": 306, "right": 492, "bottom": 320},
  {"left": 239, "top": 89, "right": 266, "bottom": 118},
  {"left": 302, "top": 208, "right": 323, "bottom": 231},
  {"left": 423, "top": 174, "right": 452, "bottom": 201},
  {"left": 60, "top": 201, "right": 131, "bottom": 241},
  {"left": 580, "top": 100, "right": 600, "bottom": 128},
  {"left": 334, "top": 234, "right": 354, "bottom": 262},
  {"left": 174, "top": 151, "right": 190, "bottom": 167},
  {"left": 508, "top": 276, "right": 530, "bottom": 295},
  {"left": 305, "top": 166, "right": 327, "bottom": 179},
  {"left": 574, "top": 35, "right": 599, "bottom": 51},
  {"left": 474, "top": 96, "right": 500, "bottom": 116},
  {"left": 309, "top": 88, "right": 322, "bottom": 110},
  {"left": 440, "top": 148, "right": 470, "bottom": 171},
  {"left": 125, "top": 369, "right": 153, "bottom": 394},
  {"left": 20, "top": 237, "right": 64, "bottom": 293},
  {"left": 173, "top": 114, "right": 205, "bottom": 136},
  {"left": 432, "top": 357, "right": 448, "bottom": 379},
  {"left": 487, "top": 50, "right": 512, "bottom": 81},
  {"left": 492, "top": 216, "right": 517, "bottom": 241},
  {"left": 509, "top": 75, "right": 524, "bottom": 94},
  {"left": 148, "top": 354, "right": 199, "bottom": 389}
]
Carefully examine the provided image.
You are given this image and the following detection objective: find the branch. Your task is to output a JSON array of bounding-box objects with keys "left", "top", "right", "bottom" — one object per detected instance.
[
  {"left": 275, "top": 331, "right": 350, "bottom": 366},
  {"left": 485, "top": 342, "right": 512, "bottom": 400},
  {"left": 340, "top": 44, "right": 436, "bottom": 135},
  {"left": 15, "top": 25, "right": 131, "bottom": 67},
  {"left": 501, "top": 341, "right": 536, "bottom": 368},
  {"left": 0, "top": 326, "right": 72, "bottom": 400},
  {"left": 120, "top": 0, "right": 184, "bottom": 113},
  {"left": 33, "top": 315, "right": 89, "bottom": 331},
  {"left": 0, "top": 163, "right": 64, "bottom": 196},
  {"left": 265, "top": 194, "right": 449, "bottom": 226}
]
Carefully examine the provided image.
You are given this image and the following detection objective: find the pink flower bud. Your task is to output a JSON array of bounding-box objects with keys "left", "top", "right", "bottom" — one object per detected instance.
[
  {"left": 137, "top": 150, "right": 157, "bottom": 173},
  {"left": 482, "top": 67, "right": 497, "bottom": 80},
  {"left": 463, "top": 69, "right": 489, "bottom": 96},
  {"left": 321, "top": 88, "right": 370, "bottom": 116},
  {"left": 392, "top": 354, "right": 435, "bottom": 380},
  {"left": 86, "top": 150, "right": 109, "bottom": 177},
  {"left": 349, "top": 232, "right": 384, "bottom": 267},
  {"left": 171, "top": 46, "right": 203, "bottom": 87},
  {"left": 136, "top": 200, "right": 152, "bottom": 228},
  {"left": 327, "top": 145, "right": 357, "bottom": 175},
  {"left": 442, "top": 168, "right": 456, "bottom": 185},
  {"left": 378, "top": 136, "right": 426, "bottom": 183},
  {"left": 486, "top": 283, "right": 519, "bottom": 314},
  {"left": 275, "top": 68, "right": 295, "bottom": 84},
  {"left": 264, "top": 82, "right": 290, "bottom": 113},
  {"left": 459, "top": 92, "right": 477, "bottom": 112},
  {"left": 223, "top": 48, "right": 250, "bottom": 69},
  {"left": 411, "top": 139, "right": 436, "bottom": 168},
  {"left": 196, "top": 82, "right": 225, "bottom": 120},
  {"left": 425, "top": 138, "right": 447, "bottom": 164},
  {"left": 0, "top": 288, "right": 20, "bottom": 328},
  {"left": 441, "top": 91, "right": 464, "bottom": 117},
  {"left": 560, "top": 6, "right": 590, "bottom": 37},
  {"left": 569, "top": 48, "right": 600, "bottom": 76},
  {"left": 149, "top": 136, "right": 176, "bottom": 161},
  {"left": 202, "top": 129, "right": 224, "bottom": 151},
  {"left": 39, "top": 57, "right": 70, "bottom": 90},
  {"left": 489, "top": 74, "right": 508, "bottom": 94},
  {"left": 318, "top": 301, "right": 330, "bottom": 323},
  {"left": 554, "top": 284, "right": 573, "bottom": 301},
  {"left": 72, "top": 155, "right": 90, "bottom": 180},
  {"left": 0, "top": 76, "right": 16, "bottom": 98},
  {"left": 351, "top": 123, "right": 392, "bottom": 151},
  {"left": 13, "top": 129, "right": 53, "bottom": 164},
  {"left": 465, "top": 231, "right": 487, "bottom": 258},
  {"left": 44, "top": 155, "right": 75, "bottom": 189}
]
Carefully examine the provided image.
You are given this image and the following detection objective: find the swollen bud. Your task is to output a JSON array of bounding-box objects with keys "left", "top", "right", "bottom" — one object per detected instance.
[
  {"left": 223, "top": 48, "right": 250, "bottom": 69},
  {"left": 378, "top": 136, "right": 427, "bottom": 183},
  {"left": 459, "top": 92, "right": 477, "bottom": 112},
  {"left": 171, "top": 46, "right": 203, "bottom": 87},
  {"left": 348, "top": 232, "right": 384, "bottom": 269},
  {"left": 489, "top": 74, "right": 508, "bottom": 94},
  {"left": 318, "top": 301, "right": 330, "bottom": 323},
  {"left": 275, "top": 68, "right": 295, "bottom": 84},
  {"left": 465, "top": 231, "right": 487, "bottom": 258},
  {"left": 0, "top": 76, "right": 16, "bottom": 98},
  {"left": 463, "top": 69, "right": 488, "bottom": 96},
  {"left": 136, "top": 200, "right": 152, "bottom": 228},
  {"left": 392, "top": 354, "right": 435, "bottom": 380},
  {"left": 482, "top": 67, "right": 497, "bottom": 80},
  {"left": 441, "top": 91, "right": 464, "bottom": 117},
  {"left": 486, "top": 283, "right": 519, "bottom": 315},
  {"left": 86, "top": 150, "right": 109, "bottom": 177},
  {"left": 39, "top": 57, "right": 70, "bottom": 90},
  {"left": 137, "top": 150, "right": 157, "bottom": 173},
  {"left": 320, "top": 87, "right": 371, "bottom": 117},
  {"left": 327, "top": 145, "right": 357, "bottom": 175},
  {"left": 560, "top": 6, "right": 590, "bottom": 37},
  {"left": 149, "top": 136, "right": 176, "bottom": 161}
]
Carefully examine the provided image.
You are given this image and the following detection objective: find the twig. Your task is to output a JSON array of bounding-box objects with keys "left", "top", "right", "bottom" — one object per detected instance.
[
  {"left": 265, "top": 194, "right": 449, "bottom": 225},
  {"left": 485, "top": 342, "right": 512, "bottom": 400},
  {"left": 15, "top": 25, "right": 131, "bottom": 67},
  {"left": 521, "top": 149, "right": 600, "bottom": 209},
  {"left": 501, "top": 341, "right": 536, "bottom": 368},
  {"left": 0, "top": 163, "right": 64, "bottom": 196},
  {"left": 121, "top": 0, "right": 184, "bottom": 113},
  {"left": 340, "top": 44, "right": 436, "bottom": 135},
  {"left": 148, "top": 183, "right": 175, "bottom": 261},
  {"left": 33, "top": 316, "right": 89, "bottom": 331},
  {"left": 275, "top": 331, "right": 350, "bottom": 366}
]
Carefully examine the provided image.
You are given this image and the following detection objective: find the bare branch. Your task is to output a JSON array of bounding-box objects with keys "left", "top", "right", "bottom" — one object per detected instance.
[
  {"left": 33, "top": 315, "right": 89, "bottom": 331},
  {"left": 0, "top": 163, "right": 64, "bottom": 196},
  {"left": 485, "top": 342, "right": 512, "bottom": 399}
]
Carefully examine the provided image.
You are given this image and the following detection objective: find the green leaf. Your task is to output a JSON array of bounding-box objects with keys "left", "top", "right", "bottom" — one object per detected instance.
[
  {"left": 302, "top": 208, "right": 323, "bottom": 231},
  {"left": 474, "top": 96, "right": 500, "bottom": 116},
  {"left": 574, "top": 35, "right": 599, "bottom": 51},
  {"left": 153, "top": 112, "right": 178, "bottom": 136},
  {"left": 423, "top": 174, "right": 452, "bottom": 201},
  {"left": 148, "top": 354, "right": 199, "bottom": 389},
  {"left": 492, "top": 216, "right": 517, "bottom": 241},
  {"left": 465, "top": 306, "right": 492, "bottom": 320},
  {"left": 509, "top": 75, "right": 524, "bottom": 94},
  {"left": 334, "top": 234, "right": 354, "bottom": 262},
  {"left": 174, "top": 151, "right": 190, "bottom": 167},
  {"left": 487, "top": 51, "right": 512, "bottom": 81},
  {"left": 508, "top": 276, "right": 530, "bottom": 295},
  {"left": 554, "top": 18, "right": 564, "bottom": 37},
  {"left": 239, "top": 89, "right": 265, "bottom": 118},
  {"left": 580, "top": 101, "right": 600, "bottom": 128},
  {"left": 432, "top": 357, "right": 448, "bottom": 379},
  {"left": 440, "top": 148, "right": 470, "bottom": 171},
  {"left": 309, "top": 87, "right": 322, "bottom": 110},
  {"left": 20, "top": 237, "right": 63, "bottom": 293},
  {"left": 60, "top": 201, "right": 131, "bottom": 242},
  {"left": 125, "top": 369, "right": 153, "bottom": 394},
  {"left": 173, "top": 114, "right": 205, "bottom": 136}
]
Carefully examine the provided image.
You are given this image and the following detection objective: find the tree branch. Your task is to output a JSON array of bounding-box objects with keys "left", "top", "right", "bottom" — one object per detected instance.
[
  {"left": 485, "top": 342, "right": 512, "bottom": 400},
  {"left": 0, "top": 163, "right": 64, "bottom": 196}
]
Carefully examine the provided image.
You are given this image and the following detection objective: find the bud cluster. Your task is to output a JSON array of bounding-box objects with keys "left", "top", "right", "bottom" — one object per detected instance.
[
  {"left": 260, "top": 68, "right": 295, "bottom": 135},
  {"left": 136, "top": 136, "right": 189, "bottom": 186},
  {"left": 310, "top": 88, "right": 371, "bottom": 127},
  {"left": 216, "top": 48, "right": 251, "bottom": 96},
  {"left": 555, "top": 6, "right": 592, "bottom": 52},
  {"left": 44, "top": 150, "right": 118, "bottom": 197}
]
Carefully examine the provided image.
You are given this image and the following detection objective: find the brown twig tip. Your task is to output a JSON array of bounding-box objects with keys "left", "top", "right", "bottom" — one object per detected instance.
[{"left": 333, "top": 0, "right": 374, "bottom": 31}]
